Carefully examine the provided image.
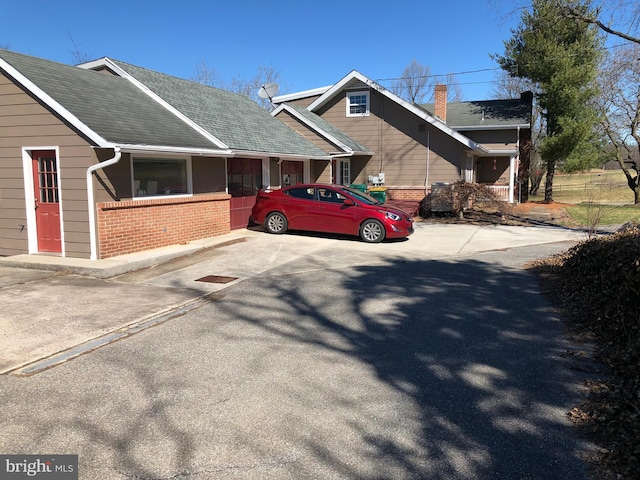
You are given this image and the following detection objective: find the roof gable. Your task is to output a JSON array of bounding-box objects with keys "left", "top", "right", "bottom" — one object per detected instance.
[
  {"left": 0, "top": 49, "right": 223, "bottom": 151},
  {"left": 101, "top": 59, "right": 328, "bottom": 158},
  {"left": 303, "top": 70, "right": 488, "bottom": 153}
]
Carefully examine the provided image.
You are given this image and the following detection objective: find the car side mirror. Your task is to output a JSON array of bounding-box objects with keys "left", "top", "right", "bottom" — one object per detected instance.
[{"left": 343, "top": 198, "right": 356, "bottom": 206}]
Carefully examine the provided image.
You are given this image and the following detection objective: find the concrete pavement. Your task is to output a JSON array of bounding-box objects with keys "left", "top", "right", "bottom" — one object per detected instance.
[{"left": 0, "top": 222, "right": 586, "bottom": 375}]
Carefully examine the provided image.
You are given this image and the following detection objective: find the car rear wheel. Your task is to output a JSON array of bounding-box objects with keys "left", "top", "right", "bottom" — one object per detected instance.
[
  {"left": 359, "top": 219, "right": 385, "bottom": 243},
  {"left": 266, "top": 212, "right": 288, "bottom": 234}
]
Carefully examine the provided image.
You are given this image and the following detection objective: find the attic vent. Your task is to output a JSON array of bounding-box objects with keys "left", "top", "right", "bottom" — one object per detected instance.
[{"left": 418, "top": 124, "right": 426, "bottom": 132}]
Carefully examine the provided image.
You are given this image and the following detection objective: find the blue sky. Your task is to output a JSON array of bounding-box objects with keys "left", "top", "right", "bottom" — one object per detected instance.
[{"left": 1, "top": 0, "right": 521, "bottom": 101}]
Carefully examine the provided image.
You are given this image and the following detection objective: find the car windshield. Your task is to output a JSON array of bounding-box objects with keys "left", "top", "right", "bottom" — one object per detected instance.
[{"left": 343, "top": 187, "right": 380, "bottom": 205}]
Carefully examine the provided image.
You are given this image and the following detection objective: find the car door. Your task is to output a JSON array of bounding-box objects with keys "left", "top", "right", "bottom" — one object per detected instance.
[
  {"left": 315, "top": 187, "right": 358, "bottom": 234},
  {"left": 280, "top": 186, "right": 317, "bottom": 230}
]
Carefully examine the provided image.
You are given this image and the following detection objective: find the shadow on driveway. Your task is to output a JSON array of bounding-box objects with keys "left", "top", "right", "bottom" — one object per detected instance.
[{"left": 208, "top": 256, "right": 596, "bottom": 479}]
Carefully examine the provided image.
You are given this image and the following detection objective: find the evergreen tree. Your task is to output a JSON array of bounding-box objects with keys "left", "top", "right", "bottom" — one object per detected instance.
[{"left": 495, "top": 0, "right": 603, "bottom": 202}]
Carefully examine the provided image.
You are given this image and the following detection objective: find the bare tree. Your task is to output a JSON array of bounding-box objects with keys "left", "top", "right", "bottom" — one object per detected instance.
[
  {"left": 554, "top": 0, "right": 640, "bottom": 44},
  {"left": 68, "top": 32, "right": 92, "bottom": 64},
  {"left": 390, "top": 60, "right": 431, "bottom": 103},
  {"left": 391, "top": 59, "right": 464, "bottom": 103},
  {"left": 597, "top": 44, "right": 640, "bottom": 203},
  {"left": 191, "top": 60, "right": 224, "bottom": 87},
  {"left": 229, "top": 65, "right": 288, "bottom": 110},
  {"left": 191, "top": 62, "right": 287, "bottom": 110}
]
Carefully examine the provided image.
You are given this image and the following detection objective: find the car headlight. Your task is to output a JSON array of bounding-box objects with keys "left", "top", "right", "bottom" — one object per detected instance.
[{"left": 381, "top": 211, "right": 401, "bottom": 221}]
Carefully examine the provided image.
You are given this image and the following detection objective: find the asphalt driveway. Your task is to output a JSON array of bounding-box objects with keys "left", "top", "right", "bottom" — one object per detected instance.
[{"left": 0, "top": 222, "right": 600, "bottom": 479}]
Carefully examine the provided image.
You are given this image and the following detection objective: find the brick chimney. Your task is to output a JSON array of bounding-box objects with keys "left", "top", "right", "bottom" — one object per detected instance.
[{"left": 434, "top": 84, "right": 447, "bottom": 122}]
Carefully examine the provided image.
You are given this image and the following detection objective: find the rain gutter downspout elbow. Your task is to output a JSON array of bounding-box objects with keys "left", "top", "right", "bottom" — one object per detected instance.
[{"left": 87, "top": 147, "right": 122, "bottom": 260}]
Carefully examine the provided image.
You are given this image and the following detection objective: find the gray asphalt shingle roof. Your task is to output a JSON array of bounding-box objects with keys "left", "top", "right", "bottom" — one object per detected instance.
[
  {"left": 110, "top": 60, "right": 328, "bottom": 157},
  {"left": 420, "top": 98, "right": 531, "bottom": 128},
  {"left": 0, "top": 49, "right": 219, "bottom": 149},
  {"left": 284, "top": 104, "right": 371, "bottom": 153}
]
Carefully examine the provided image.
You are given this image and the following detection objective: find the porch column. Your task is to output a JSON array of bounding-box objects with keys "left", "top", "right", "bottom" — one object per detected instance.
[{"left": 509, "top": 155, "right": 516, "bottom": 203}]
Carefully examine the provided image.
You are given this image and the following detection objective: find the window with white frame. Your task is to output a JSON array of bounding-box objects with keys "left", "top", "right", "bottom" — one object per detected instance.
[
  {"left": 346, "top": 91, "right": 370, "bottom": 117},
  {"left": 132, "top": 157, "right": 189, "bottom": 197}
]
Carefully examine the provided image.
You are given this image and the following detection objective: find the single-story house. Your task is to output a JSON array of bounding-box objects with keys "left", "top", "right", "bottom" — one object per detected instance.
[
  {"left": 0, "top": 49, "right": 332, "bottom": 260},
  {"left": 271, "top": 71, "right": 533, "bottom": 204}
]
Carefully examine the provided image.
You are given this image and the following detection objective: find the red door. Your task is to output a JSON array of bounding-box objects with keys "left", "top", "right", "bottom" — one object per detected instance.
[
  {"left": 32, "top": 150, "right": 62, "bottom": 253},
  {"left": 228, "top": 158, "right": 262, "bottom": 229},
  {"left": 281, "top": 160, "right": 303, "bottom": 186}
]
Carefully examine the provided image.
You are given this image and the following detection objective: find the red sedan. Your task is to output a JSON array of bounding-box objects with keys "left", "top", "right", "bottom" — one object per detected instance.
[{"left": 251, "top": 184, "right": 414, "bottom": 243}]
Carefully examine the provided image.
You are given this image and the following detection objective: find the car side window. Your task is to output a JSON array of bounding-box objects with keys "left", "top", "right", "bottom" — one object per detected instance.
[
  {"left": 318, "top": 188, "right": 346, "bottom": 204},
  {"left": 286, "top": 187, "right": 315, "bottom": 200}
]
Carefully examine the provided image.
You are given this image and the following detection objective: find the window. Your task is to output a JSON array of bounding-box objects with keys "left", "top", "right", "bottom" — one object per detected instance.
[
  {"left": 346, "top": 91, "right": 370, "bottom": 117},
  {"left": 133, "top": 157, "right": 188, "bottom": 197},
  {"left": 286, "top": 187, "right": 315, "bottom": 200},
  {"left": 318, "top": 187, "right": 346, "bottom": 204}
]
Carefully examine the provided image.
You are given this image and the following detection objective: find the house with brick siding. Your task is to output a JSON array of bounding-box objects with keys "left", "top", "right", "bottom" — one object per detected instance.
[
  {"left": 0, "top": 49, "right": 333, "bottom": 260},
  {"left": 271, "top": 70, "right": 533, "bottom": 204}
]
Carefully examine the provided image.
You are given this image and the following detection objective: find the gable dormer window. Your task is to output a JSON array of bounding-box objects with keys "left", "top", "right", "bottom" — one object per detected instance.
[{"left": 346, "top": 91, "right": 370, "bottom": 117}]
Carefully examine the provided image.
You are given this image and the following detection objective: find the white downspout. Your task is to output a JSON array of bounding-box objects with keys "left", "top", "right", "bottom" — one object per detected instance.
[
  {"left": 425, "top": 131, "right": 430, "bottom": 195},
  {"left": 86, "top": 147, "right": 122, "bottom": 260}
]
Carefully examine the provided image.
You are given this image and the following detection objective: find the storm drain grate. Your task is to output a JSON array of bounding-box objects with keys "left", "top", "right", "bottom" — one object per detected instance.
[{"left": 196, "top": 275, "right": 238, "bottom": 284}]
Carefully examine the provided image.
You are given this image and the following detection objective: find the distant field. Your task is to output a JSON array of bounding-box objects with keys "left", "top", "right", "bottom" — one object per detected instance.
[
  {"left": 531, "top": 170, "right": 634, "bottom": 204},
  {"left": 530, "top": 170, "right": 639, "bottom": 226},
  {"left": 566, "top": 204, "right": 640, "bottom": 226}
]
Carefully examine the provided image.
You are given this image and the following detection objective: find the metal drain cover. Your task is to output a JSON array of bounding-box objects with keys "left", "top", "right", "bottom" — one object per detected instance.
[{"left": 195, "top": 275, "right": 238, "bottom": 284}]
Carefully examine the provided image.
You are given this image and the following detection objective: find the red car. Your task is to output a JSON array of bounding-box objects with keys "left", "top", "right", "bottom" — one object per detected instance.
[{"left": 251, "top": 184, "right": 414, "bottom": 243}]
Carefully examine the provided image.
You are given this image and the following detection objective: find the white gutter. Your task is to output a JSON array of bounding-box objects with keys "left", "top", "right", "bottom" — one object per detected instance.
[
  {"left": 86, "top": 147, "right": 121, "bottom": 260},
  {"left": 230, "top": 150, "right": 331, "bottom": 161},
  {"left": 118, "top": 144, "right": 232, "bottom": 156}
]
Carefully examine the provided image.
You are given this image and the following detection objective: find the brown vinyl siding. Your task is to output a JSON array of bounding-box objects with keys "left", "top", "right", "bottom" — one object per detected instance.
[
  {"left": 462, "top": 129, "right": 520, "bottom": 145},
  {"left": 274, "top": 111, "right": 336, "bottom": 153},
  {"left": 311, "top": 160, "right": 331, "bottom": 183},
  {"left": 0, "top": 71, "right": 96, "bottom": 257},
  {"left": 316, "top": 89, "right": 464, "bottom": 188},
  {"left": 286, "top": 94, "right": 322, "bottom": 109}
]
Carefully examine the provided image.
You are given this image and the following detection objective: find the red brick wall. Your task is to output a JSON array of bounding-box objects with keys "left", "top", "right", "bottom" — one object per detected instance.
[
  {"left": 96, "top": 194, "right": 231, "bottom": 259},
  {"left": 386, "top": 187, "right": 426, "bottom": 201}
]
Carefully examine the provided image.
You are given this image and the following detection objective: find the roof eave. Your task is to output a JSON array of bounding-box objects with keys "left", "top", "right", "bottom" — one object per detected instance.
[
  {"left": 114, "top": 144, "right": 233, "bottom": 156},
  {"left": 229, "top": 149, "right": 331, "bottom": 161},
  {"left": 272, "top": 85, "right": 333, "bottom": 104}
]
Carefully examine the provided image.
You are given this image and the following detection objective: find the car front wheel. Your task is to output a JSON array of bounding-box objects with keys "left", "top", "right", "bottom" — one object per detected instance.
[
  {"left": 265, "top": 212, "right": 288, "bottom": 234},
  {"left": 359, "top": 219, "right": 385, "bottom": 243}
]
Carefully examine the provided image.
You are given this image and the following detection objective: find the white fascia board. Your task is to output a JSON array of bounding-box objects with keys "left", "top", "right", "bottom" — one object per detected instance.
[
  {"left": 116, "top": 144, "right": 232, "bottom": 156},
  {"left": 307, "top": 70, "right": 367, "bottom": 111},
  {"left": 79, "top": 58, "right": 230, "bottom": 150},
  {"left": 454, "top": 124, "right": 530, "bottom": 131},
  {"left": 0, "top": 58, "right": 111, "bottom": 147},
  {"left": 307, "top": 70, "right": 488, "bottom": 154},
  {"left": 275, "top": 104, "right": 353, "bottom": 153},
  {"left": 229, "top": 150, "right": 331, "bottom": 161},
  {"left": 272, "top": 85, "right": 332, "bottom": 104},
  {"left": 476, "top": 149, "right": 519, "bottom": 156}
]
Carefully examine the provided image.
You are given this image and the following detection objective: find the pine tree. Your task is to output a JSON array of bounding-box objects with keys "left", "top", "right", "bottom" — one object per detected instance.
[{"left": 495, "top": 0, "right": 603, "bottom": 202}]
